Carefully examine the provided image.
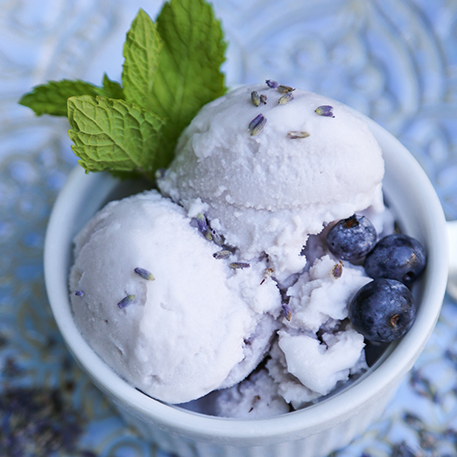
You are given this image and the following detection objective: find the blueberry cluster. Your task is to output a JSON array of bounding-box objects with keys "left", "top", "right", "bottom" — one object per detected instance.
[{"left": 327, "top": 215, "right": 426, "bottom": 344}]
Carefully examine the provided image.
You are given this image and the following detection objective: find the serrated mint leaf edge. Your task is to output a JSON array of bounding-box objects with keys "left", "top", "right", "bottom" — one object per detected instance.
[{"left": 18, "top": 80, "right": 100, "bottom": 117}]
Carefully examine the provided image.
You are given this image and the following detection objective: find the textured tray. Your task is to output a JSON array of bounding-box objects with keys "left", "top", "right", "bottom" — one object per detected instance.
[{"left": 1, "top": 0, "right": 457, "bottom": 456}]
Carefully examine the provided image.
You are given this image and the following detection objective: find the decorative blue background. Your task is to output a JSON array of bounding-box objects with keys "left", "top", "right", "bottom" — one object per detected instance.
[{"left": 1, "top": 0, "right": 457, "bottom": 455}]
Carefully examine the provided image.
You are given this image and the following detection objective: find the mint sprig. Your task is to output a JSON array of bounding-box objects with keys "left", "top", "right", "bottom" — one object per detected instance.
[{"left": 18, "top": 0, "right": 227, "bottom": 181}]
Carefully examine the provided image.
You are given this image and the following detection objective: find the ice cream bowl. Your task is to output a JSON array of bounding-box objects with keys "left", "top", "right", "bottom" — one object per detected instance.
[{"left": 44, "top": 108, "right": 448, "bottom": 457}]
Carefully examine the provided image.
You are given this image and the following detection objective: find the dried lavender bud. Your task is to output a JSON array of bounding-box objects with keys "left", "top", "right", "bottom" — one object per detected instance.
[
  {"left": 260, "top": 267, "right": 274, "bottom": 285},
  {"left": 249, "top": 113, "right": 264, "bottom": 129},
  {"left": 332, "top": 261, "right": 344, "bottom": 279},
  {"left": 278, "top": 92, "right": 294, "bottom": 104},
  {"left": 277, "top": 85, "right": 295, "bottom": 93},
  {"left": 211, "top": 228, "right": 224, "bottom": 246},
  {"left": 134, "top": 267, "right": 155, "bottom": 281},
  {"left": 74, "top": 290, "right": 85, "bottom": 297},
  {"left": 266, "top": 79, "right": 279, "bottom": 88},
  {"left": 287, "top": 131, "right": 310, "bottom": 139},
  {"left": 260, "top": 94, "right": 267, "bottom": 104},
  {"left": 193, "top": 214, "right": 226, "bottom": 246},
  {"left": 315, "top": 105, "right": 335, "bottom": 117},
  {"left": 117, "top": 294, "right": 135, "bottom": 309},
  {"left": 251, "top": 91, "right": 260, "bottom": 106},
  {"left": 195, "top": 213, "right": 209, "bottom": 234},
  {"left": 230, "top": 262, "right": 250, "bottom": 269},
  {"left": 213, "top": 250, "right": 232, "bottom": 259},
  {"left": 248, "top": 113, "right": 267, "bottom": 136},
  {"left": 282, "top": 303, "right": 292, "bottom": 321}
]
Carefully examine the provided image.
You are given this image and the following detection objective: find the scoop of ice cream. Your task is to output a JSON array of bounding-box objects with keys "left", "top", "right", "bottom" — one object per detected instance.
[
  {"left": 158, "top": 84, "right": 385, "bottom": 280},
  {"left": 69, "top": 190, "right": 282, "bottom": 404}
]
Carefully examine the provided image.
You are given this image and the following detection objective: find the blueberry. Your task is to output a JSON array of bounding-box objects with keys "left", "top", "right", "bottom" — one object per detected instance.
[
  {"left": 349, "top": 278, "right": 416, "bottom": 343},
  {"left": 326, "top": 214, "right": 377, "bottom": 261},
  {"left": 364, "top": 234, "right": 426, "bottom": 287}
]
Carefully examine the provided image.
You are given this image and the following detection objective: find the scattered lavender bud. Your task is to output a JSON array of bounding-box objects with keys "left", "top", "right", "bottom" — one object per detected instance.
[
  {"left": 117, "top": 294, "right": 135, "bottom": 310},
  {"left": 195, "top": 213, "right": 209, "bottom": 234},
  {"left": 213, "top": 249, "right": 232, "bottom": 259},
  {"left": 277, "top": 85, "right": 295, "bottom": 93},
  {"left": 260, "top": 94, "right": 267, "bottom": 104},
  {"left": 287, "top": 131, "right": 310, "bottom": 139},
  {"left": 249, "top": 113, "right": 264, "bottom": 129},
  {"left": 260, "top": 267, "right": 274, "bottom": 285},
  {"left": 74, "top": 290, "right": 85, "bottom": 297},
  {"left": 266, "top": 79, "right": 279, "bottom": 88},
  {"left": 248, "top": 113, "right": 267, "bottom": 136},
  {"left": 278, "top": 92, "right": 294, "bottom": 104},
  {"left": 251, "top": 91, "right": 261, "bottom": 106},
  {"left": 193, "top": 214, "right": 227, "bottom": 246},
  {"left": 134, "top": 267, "right": 155, "bottom": 281},
  {"left": 315, "top": 105, "right": 335, "bottom": 117},
  {"left": 331, "top": 261, "right": 344, "bottom": 279},
  {"left": 230, "top": 262, "right": 251, "bottom": 269},
  {"left": 282, "top": 303, "right": 292, "bottom": 321},
  {"left": 211, "top": 228, "right": 224, "bottom": 246}
]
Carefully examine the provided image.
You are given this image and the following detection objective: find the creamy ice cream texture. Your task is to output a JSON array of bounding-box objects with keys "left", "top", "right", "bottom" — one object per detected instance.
[
  {"left": 70, "top": 191, "right": 282, "bottom": 404},
  {"left": 70, "top": 84, "right": 392, "bottom": 415},
  {"left": 158, "top": 84, "right": 385, "bottom": 280}
]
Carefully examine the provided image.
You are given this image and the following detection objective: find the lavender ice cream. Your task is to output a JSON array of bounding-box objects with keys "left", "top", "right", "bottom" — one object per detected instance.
[{"left": 69, "top": 83, "right": 393, "bottom": 416}]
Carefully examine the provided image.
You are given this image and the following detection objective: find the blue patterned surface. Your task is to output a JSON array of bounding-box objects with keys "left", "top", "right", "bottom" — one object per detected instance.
[{"left": 1, "top": 0, "right": 457, "bottom": 455}]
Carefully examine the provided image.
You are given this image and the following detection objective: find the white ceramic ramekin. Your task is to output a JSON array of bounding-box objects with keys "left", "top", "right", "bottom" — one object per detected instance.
[{"left": 44, "top": 110, "right": 448, "bottom": 457}]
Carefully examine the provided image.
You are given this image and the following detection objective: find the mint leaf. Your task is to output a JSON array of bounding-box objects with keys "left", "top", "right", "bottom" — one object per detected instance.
[
  {"left": 19, "top": 80, "right": 100, "bottom": 116},
  {"left": 96, "top": 74, "right": 125, "bottom": 100},
  {"left": 152, "top": 0, "right": 227, "bottom": 155},
  {"left": 122, "top": 9, "right": 163, "bottom": 111},
  {"left": 19, "top": 76, "right": 125, "bottom": 116},
  {"left": 68, "top": 95, "right": 165, "bottom": 180}
]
